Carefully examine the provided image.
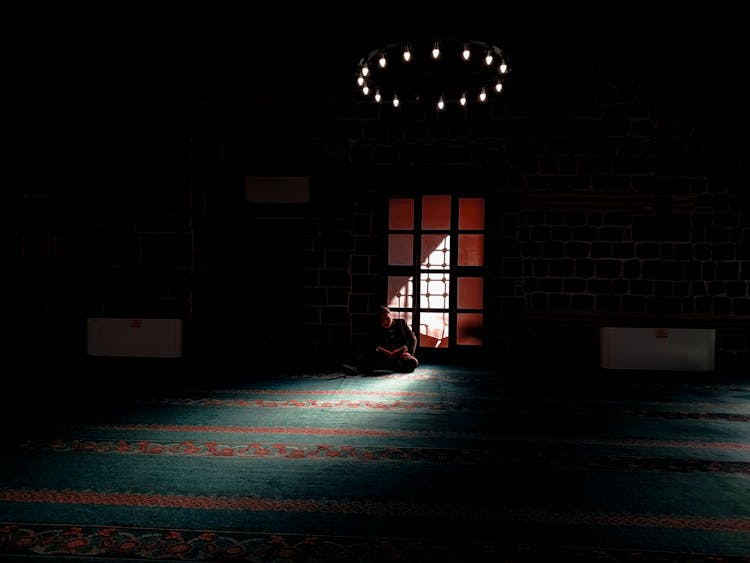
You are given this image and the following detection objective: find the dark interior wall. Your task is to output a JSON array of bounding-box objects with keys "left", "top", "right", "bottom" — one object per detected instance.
[{"left": 15, "top": 9, "right": 749, "bottom": 374}]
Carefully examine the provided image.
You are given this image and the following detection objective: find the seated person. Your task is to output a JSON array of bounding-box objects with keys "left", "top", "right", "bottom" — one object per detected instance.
[{"left": 342, "top": 306, "right": 419, "bottom": 375}]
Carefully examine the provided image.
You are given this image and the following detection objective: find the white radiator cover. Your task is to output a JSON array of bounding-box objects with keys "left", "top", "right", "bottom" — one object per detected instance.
[
  {"left": 87, "top": 318, "right": 183, "bottom": 358},
  {"left": 600, "top": 327, "right": 715, "bottom": 371}
]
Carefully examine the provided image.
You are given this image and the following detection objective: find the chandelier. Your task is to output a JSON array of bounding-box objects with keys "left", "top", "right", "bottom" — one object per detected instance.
[{"left": 355, "top": 37, "right": 511, "bottom": 110}]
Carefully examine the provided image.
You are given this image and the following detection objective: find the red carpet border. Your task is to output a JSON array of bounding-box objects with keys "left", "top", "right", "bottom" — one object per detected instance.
[
  {"left": 11, "top": 438, "right": 750, "bottom": 473},
  {"left": 3, "top": 523, "right": 747, "bottom": 562},
  {"left": 2, "top": 489, "right": 749, "bottom": 530}
]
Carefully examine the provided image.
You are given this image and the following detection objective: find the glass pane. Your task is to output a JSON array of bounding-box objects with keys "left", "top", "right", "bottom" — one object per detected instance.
[
  {"left": 419, "top": 311, "right": 449, "bottom": 348},
  {"left": 420, "top": 234, "right": 450, "bottom": 270},
  {"left": 389, "top": 198, "right": 414, "bottom": 230},
  {"left": 457, "top": 277, "right": 483, "bottom": 309},
  {"left": 387, "top": 276, "right": 414, "bottom": 309},
  {"left": 458, "top": 234, "right": 484, "bottom": 266},
  {"left": 422, "top": 195, "right": 451, "bottom": 230},
  {"left": 388, "top": 234, "right": 413, "bottom": 266},
  {"left": 457, "top": 313, "right": 482, "bottom": 345},
  {"left": 420, "top": 272, "right": 450, "bottom": 309},
  {"left": 459, "top": 198, "right": 484, "bottom": 230}
]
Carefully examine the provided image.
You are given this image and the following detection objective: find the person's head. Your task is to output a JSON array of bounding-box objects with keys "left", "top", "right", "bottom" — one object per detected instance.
[{"left": 378, "top": 305, "right": 393, "bottom": 328}]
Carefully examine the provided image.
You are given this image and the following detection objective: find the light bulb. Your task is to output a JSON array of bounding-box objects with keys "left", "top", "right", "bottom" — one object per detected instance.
[
  {"left": 484, "top": 51, "right": 493, "bottom": 66},
  {"left": 356, "top": 75, "right": 364, "bottom": 87},
  {"left": 462, "top": 44, "right": 470, "bottom": 61},
  {"left": 378, "top": 52, "right": 386, "bottom": 68},
  {"left": 499, "top": 60, "right": 508, "bottom": 74},
  {"left": 432, "top": 42, "right": 440, "bottom": 59},
  {"left": 479, "top": 87, "right": 487, "bottom": 102},
  {"left": 437, "top": 96, "right": 445, "bottom": 110},
  {"left": 392, "top": 95, "right": 400, "bottom": 108},
  {"left": 495, "top": 80, "right": 503, "bottom": 93},
  {"left": 361, "top": 65, "right": 369, "bottom": 77},
  {"left": 460, "top": 92, "right": 467, "bottom": 106},
  {"left": 374, "top": 90, "right": 381, "bottom": 103},
  {"left": 403, "top": 45, "right": 411, "bottom": 62},
  {"left": 362, "top": 85, "right": 370, "bottom": 96}
]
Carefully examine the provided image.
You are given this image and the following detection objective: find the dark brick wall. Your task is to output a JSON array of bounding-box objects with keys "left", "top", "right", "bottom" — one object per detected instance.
[
  {"left": 298, "top": 24, "right": 747, "bottom": 372},
  {"left": 16, "top": 13, "right": 748, "bottom": 373}
]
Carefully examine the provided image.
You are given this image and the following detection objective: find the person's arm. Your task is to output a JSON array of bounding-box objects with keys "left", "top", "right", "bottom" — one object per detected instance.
[{"left": 401, "top": 320, "right": 417, "bottom": 355}]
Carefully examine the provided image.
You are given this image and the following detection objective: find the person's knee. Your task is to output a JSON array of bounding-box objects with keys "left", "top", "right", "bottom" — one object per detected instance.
[{"left": 401, "top": 357, "right": 418, "bottom": 372}]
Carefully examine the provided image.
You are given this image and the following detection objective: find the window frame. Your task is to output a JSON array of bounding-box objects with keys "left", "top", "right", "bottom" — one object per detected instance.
[{"left": 386, "top": 194, "right": 485, "bottom": 354}]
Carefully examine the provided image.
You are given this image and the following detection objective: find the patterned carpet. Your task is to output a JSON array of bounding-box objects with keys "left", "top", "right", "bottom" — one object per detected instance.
[{"left": 1, "top": 364, "right": 748, "bottom": 561}]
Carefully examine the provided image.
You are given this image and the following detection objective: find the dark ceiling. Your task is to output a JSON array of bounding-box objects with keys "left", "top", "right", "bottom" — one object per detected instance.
[{"left": 17, "top": 4, "right": 745, "bottom": 177}]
